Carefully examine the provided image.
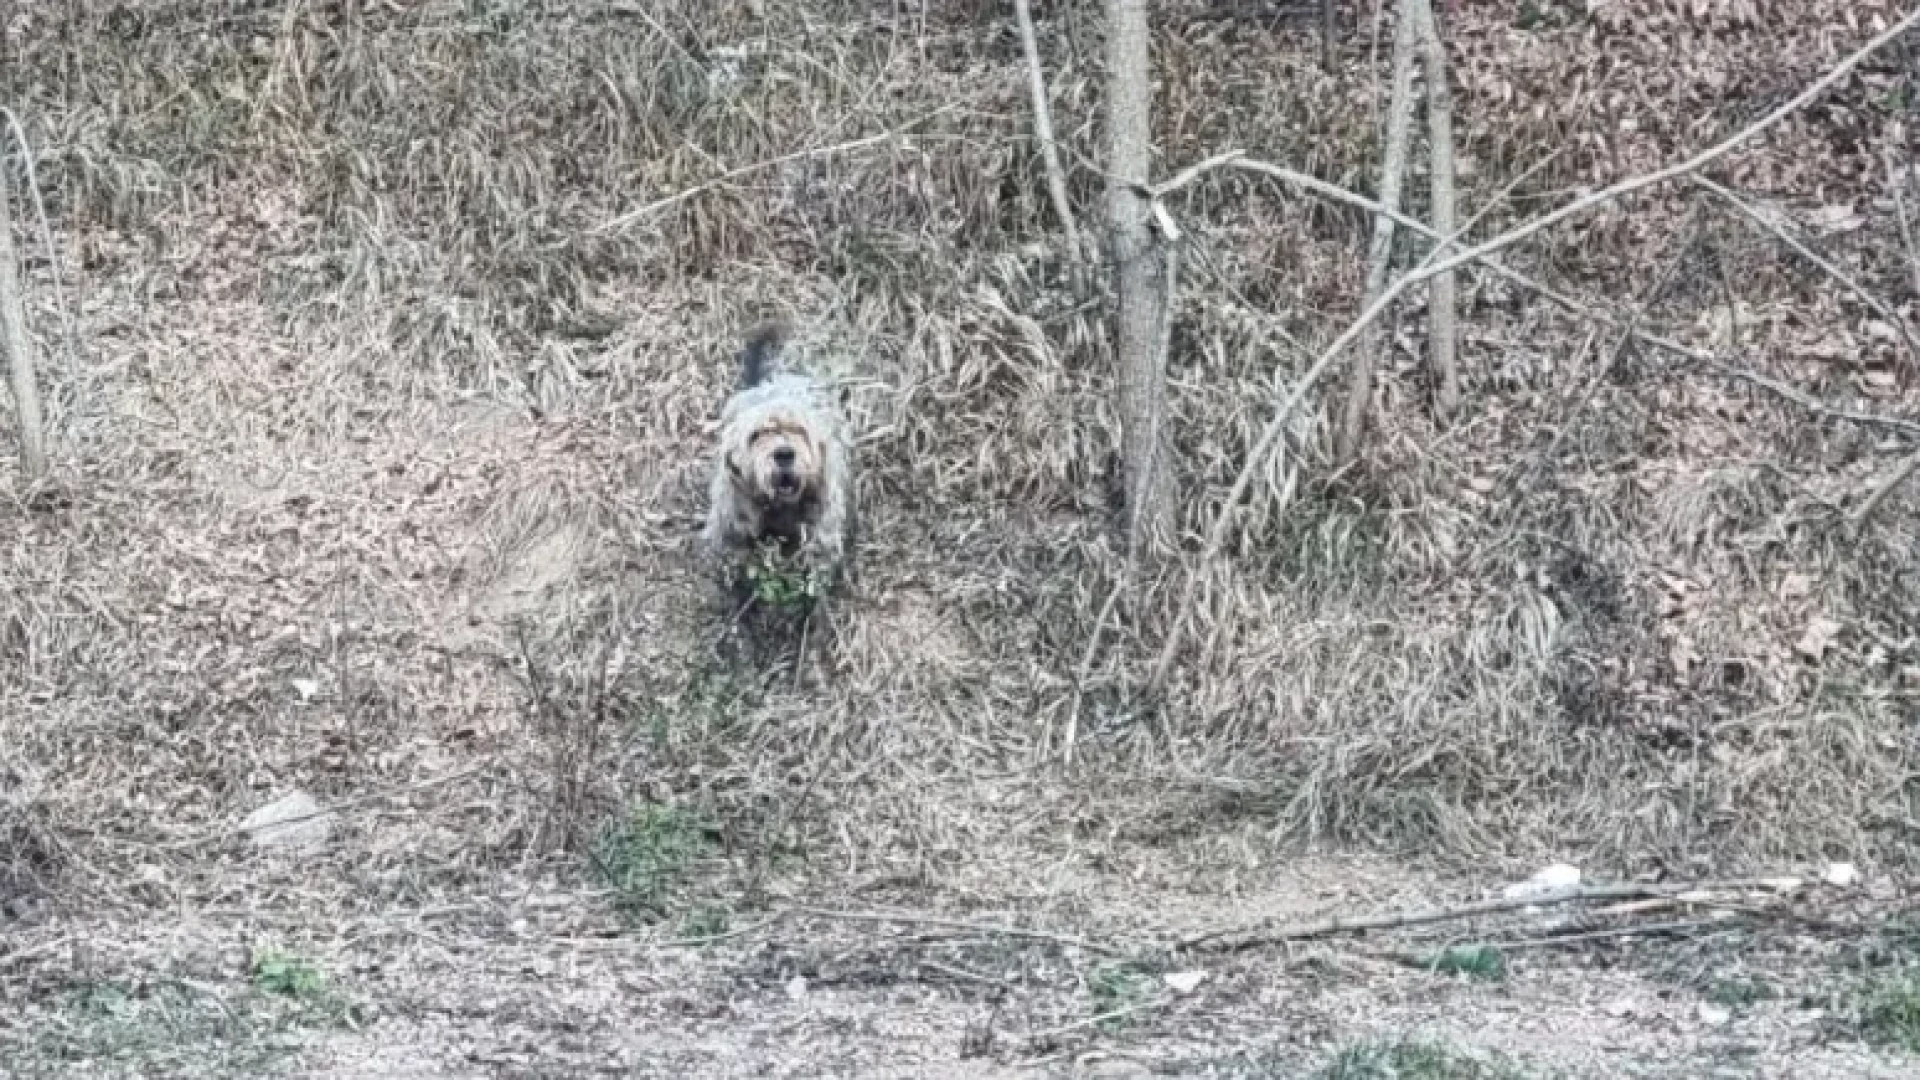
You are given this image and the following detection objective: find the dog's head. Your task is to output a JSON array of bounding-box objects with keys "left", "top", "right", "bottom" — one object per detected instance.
[{"left": 729, "top": 406, "right": 824, "bottom": 512}]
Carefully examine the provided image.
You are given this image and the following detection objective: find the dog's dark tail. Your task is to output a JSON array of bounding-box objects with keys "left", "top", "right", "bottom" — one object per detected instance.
[{"left": 739, "top": 319, "right": 791, "bottom": 389}]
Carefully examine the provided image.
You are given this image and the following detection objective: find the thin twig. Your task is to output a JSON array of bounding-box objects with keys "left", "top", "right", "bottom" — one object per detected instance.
[
  {"left": 0, "top": 109, "right": 73, "bottom": 380},
  {"left": 1852, "top": 448, "right": 1920, "bottom": 522},
  {"left": 1511, "top": 207, "right": 1704, "bottom": 495},
  {"left": 1709, "top": 360, "right": 1920, "bottom": 439},
  {"left": 1378, "top": 917, "right": 1739, "bottom": 967},
  {"left": 1153, "top": 149, "right": 1563, "bottom": 690},
  {"left": 1180, "top": 877, "right": 1804, "bottom": 952},
  {"left": 0, "top": 127, "right": 47, "bottom": 480},
  {"left": 1013, "top": 0, "right": 1085, "bottom": 280},
  {"left": 1148, "top": 6, "right": 1920, "bottom": 688},
  {"left": 791, "top": 906, "right": 1125, "bottom": 956},
  {"left": 1064, "top": 571, "right": 1125, "bottom": 762},
  {"left": 1886, "top": 144, "right": 1920, "bottom": 303},
  {"left": 1693, "top": 175, "right": 1920, "bottom": 372},
  {"left": 596, "top": 104, "right": 960, "bottom": 232},
  {"left": 1471, "top": 917, "right": 1743, "bottom": 953}
]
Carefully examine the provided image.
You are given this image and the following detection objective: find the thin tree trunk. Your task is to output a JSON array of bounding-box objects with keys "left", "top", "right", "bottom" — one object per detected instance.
[
  {"left": 1334, "top": 0, "right": 1418, "bottom": 467},
  {"left": 1014, "top": 0, "right": 1085, "bottom": 284},
  {"left": 1105, "top": 0, "right": 1172, "bottom": 557},
  {"left": 1413, "top": 0, "right": 1459, "bottom": 418},
  {"left": 0, "top": 150, "right": 47, "bottom": 482},
  {"left": 1321, "top": 0, "right": 1338, "bottom": 73}
]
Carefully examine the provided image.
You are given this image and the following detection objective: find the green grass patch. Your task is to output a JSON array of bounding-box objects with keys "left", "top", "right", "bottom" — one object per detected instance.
[
  {"left": 1085, "top": 960, "right": 1158, "bottom": 1030},
  {"left": 593, "top": 802, "right": 717, "bottom": 918},
  {"left": 1859, "top": 974, "right": 1920, "bottom": 1053},
  {"left": 743, "top": 542, "right": 828, "bottom": 612},
  {"left": 1324, "top": 1038, "right": 1532, "bottom": 1080},
  {"left": 1413, "top": 945, "right": 1507, "bottom": 982},
  {"left": 250, "top": 947, "right": 327, "bottom": 998}
]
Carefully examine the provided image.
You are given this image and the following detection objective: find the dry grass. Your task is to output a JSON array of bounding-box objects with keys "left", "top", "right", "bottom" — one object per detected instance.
[{"left": 1, "top": 8, "right": 1918, "bottom": 1070}]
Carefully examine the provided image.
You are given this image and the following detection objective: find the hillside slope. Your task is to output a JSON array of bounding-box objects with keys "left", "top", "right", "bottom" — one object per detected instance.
[{"left": 1, "top": 1, "right": 1917, "bottom": 1075}]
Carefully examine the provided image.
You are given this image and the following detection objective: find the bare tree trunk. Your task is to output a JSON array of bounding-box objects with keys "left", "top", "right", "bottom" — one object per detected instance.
[
  {"left": 0, "top": 149, "right": 47, "bottom": 482},
  {"left": 1413, "top": 0, "right": 1459, "bottom": 418},
  {"left": 1014, "top": 0, "right": 1085, "bottom": 285},
  {"left": 1105, "top": 0, "right": 1172, "bottom": 557},
  {"left": 1334, "top": 0, "right": 1418, "bottom": 467},
  {"left": 1321, "top": 0, "right": 1338, "bottom": 73}
]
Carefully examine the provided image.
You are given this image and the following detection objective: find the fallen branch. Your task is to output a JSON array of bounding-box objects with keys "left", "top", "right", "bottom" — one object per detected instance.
[
  {"left": 1148, "top": 6, "right": 1920, "bottom": 687},
  {"left": 1439, "top": 916, "right": 1742, "bottom": 957},
  {"left": 1852, "top": 447, "right": 1920, "bottom": 522},
  {"left": 1180, "top": 878, "right": 1803, "bottom": 952},
  {"left": 791, "top": 906, "right": 1125, "bottom": 956},
  {"left": 1694, "top": 175, "right": 1920, "bottom": 372}
]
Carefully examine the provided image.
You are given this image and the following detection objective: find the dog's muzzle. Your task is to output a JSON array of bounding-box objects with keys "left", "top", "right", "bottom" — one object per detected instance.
[{"left": 770, "top": 447, "right": 803, "bottom": 500}]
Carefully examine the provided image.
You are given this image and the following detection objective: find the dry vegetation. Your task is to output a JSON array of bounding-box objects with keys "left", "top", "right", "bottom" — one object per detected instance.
[{"left": 1, "top": 0, "right": 1918, "bottom": 1076}]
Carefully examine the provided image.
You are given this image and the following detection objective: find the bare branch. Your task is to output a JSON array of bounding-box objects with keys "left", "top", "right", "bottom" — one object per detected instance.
[
  {"left": 1012, "top": 0, "right": 1085, "bottom": 277},
  {"left": 0, "top": 109, "right": 72, "bottom": 382},
  {"left": 1694, "top": 175, "right": 1920, "bottom": 372},
  {"left": 792, "top": 906, "right": 1125, "bottom": 956},
  {"left": 1148, "top": 6, "right": 1920, "bottom": 688},
  {"left": 0, "top": 140, "right": 46, "bottom": 481},
  {"left": 1852, "top": 448, "right": 1920, "bottom": 522},
  {"left": 1886, "top": 144, "right": 1920, "bottom": 303},
  {"left": 1182, "top": 878, "right": 1806, "bottom": 953},
  {"left": 1709, "top": 359, "right": 1920, "bottom": 440}
]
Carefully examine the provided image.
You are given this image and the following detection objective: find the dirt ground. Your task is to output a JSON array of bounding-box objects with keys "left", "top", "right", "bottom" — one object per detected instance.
[{"left": 4, "top": 840, "right": 1917, "bottom": 1078}]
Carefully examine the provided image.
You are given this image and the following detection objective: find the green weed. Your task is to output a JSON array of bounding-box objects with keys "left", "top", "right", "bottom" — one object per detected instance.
[
  {"left": 1324, "top": 1038, "right": 1531, "bottom": 1080},
  {"left": 250, "top": 948, "right": 326, "bottom": 999},
  {"left": 593, "top": 802, "right": 716, "bottom": 917}
]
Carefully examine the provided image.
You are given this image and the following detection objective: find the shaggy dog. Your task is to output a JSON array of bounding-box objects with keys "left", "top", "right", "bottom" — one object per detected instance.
[{"left": 699, "top": 320, "right": 855, "bottom": 595}]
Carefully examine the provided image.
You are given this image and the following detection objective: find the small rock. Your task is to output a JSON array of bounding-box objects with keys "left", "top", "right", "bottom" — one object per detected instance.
[
  {"left": 1796, "top": 617, "right": 1843, "bottom": 662},
  {"left": 1824, "top": 862, "right": 1858, "bottom": 888},
  {"left": 291, "top": 678, "right": 320, "bottom": 701},
  {"left": 784, "top": 975, "right": 808, "bottom": 1001},
  {"left": 1503, "top": 862, "right": 1581, "bottom": 900},
  {"left": 240, "top": 790, "right": 334, "bottom": 852},
  {"left": 1698, "top": 1003, "right": 1732, "bottom": 1027},
  {"left": 1162, "top": 970, "right": 1207, "bottom": 995},
  {"left": 1605, "top": 998, "right": 1637, "bottom": 1018}
]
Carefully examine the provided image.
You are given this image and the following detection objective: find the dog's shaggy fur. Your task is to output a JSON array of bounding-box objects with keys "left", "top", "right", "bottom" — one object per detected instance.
[{"left": 700, "top": 321, "right": 856, "bottom": 587}]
